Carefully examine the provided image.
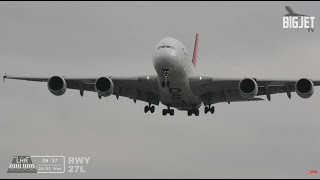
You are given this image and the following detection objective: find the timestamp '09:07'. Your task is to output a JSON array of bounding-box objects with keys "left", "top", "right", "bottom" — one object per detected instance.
[{"left": 42, "top": 158, "right": 58, "bottom": 164}]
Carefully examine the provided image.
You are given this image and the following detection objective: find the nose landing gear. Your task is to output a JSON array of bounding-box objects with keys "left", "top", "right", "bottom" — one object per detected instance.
[
  {"left": 161, "top": 81, "right": 170, "bottom": 88},
  {"left": 161, "top": 69, "right": 170, "bottom": 88}
]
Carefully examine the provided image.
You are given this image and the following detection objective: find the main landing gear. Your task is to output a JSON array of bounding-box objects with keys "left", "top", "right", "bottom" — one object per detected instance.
[
  {"left": 187, "top": 108, "right": 199, "bottom": 116},
  {"left": 204, "top": 105, "right": 215, "bottom": 114},
  {"left": 144, "top": 103, "right": 155, "bottom": 113},
  {"left": 162, "top": 106, "right": 174, "bottom": 116},
  {"left": 161, "top": 69, "right": 170, "bottom": 88}
]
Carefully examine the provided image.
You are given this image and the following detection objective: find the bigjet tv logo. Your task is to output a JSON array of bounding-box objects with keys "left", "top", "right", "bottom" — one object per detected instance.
[{"left": 283, "top": 6, "right": 315, "bottom": 32}]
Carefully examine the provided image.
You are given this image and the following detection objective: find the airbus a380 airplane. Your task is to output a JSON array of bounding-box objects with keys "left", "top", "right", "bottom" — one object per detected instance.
[{"left": 3, "top": 34, "right": 320, "bottom": 116}]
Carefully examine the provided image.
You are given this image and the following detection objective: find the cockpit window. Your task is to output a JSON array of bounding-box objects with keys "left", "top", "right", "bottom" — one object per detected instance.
[{"left": 157, "top": 46, "right": 176, "bottom": 50}]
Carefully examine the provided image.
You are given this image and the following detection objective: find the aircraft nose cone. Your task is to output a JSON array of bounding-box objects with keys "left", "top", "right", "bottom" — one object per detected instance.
[
  {"left": 155, "top": 49, "right": 177, "bottom": 59},
  {"left": 153, "top": 49, "right": 179, "bottom": 70}
]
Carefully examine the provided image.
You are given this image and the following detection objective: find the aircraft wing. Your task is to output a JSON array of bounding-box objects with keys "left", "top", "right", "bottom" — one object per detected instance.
[
  {"left": 3, "top": 75, "right": 160, "bottom": 105},
  {"left": 189, "top": 76, "right": 320, "bottom": 105}
]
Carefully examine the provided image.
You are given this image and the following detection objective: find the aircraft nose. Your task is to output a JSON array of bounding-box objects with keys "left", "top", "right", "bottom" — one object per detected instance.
[
  {"left": 155, "top": 48, "right": 177, "bottom": 59},
  {"left": 153, "top": 48, "right": 179, "bottom": 70}
]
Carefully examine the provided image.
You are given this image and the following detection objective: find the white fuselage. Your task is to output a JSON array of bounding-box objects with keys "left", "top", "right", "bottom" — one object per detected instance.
[{"left": 153, "top": 37, "right": 202, "bottom": 110}]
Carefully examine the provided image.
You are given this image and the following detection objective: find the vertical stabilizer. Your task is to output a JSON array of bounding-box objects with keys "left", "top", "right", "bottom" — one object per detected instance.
[{"left": 192, "top": 33, "right": 199, "bottom": 68}]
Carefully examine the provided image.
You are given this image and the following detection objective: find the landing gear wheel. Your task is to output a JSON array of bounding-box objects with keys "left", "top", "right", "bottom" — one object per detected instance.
[
  {"left": 162, "top": 106, "right": 174, "bottom": 116},
  {"left": 205, "top": 106, "right": 215, "bottom": 114},
  {"left": 188, "top": 109, "right": 199, "bottom": 116},
  {"left": 162, "top": 109, "right": 167, "bottom": 116},
  {"left": 195, "top": 109, "right": 199, "bottom": 116},
  {"left": 144, "top": 104, "right": 155, "bottom": 113},
  {"left": 204, "top": 107, "right": 209, "bottom": 114},
  {"left": 170, "top": 109, "right": 174, "bottom": 116},
  {"left": 150, "top": 106, "right": 155, "bottom": 113},
  {"left": 144, "top": 106, "right": 148, "bottom": 113},
  {"left": 210, "top": 106, "right": 215, "bottom": 114}
]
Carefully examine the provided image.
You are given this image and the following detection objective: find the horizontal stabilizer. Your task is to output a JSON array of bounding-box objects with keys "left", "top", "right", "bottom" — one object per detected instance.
[{"left": 3, "top": 73, "right": 7, "bottom": 83}]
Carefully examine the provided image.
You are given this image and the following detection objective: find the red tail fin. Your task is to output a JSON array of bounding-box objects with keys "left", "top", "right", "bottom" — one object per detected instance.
[{"left": 192, "top": 33, "right": 199, "bottom": 68}]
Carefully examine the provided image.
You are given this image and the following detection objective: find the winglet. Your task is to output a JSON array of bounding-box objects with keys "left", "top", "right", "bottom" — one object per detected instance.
[
  {"left": 3, "top": 73, "right": 7, "bottom": 84},
  {"left": 192, "top": 33, "right": 199, "bottom": 68}
]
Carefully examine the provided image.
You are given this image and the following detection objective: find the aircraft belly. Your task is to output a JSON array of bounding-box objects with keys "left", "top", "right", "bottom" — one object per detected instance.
[
  {"left": 154, "top": 51, "right": 202, "bottom": 109},
  {"left": 158, "top": 76, "right": 202, "bottom": 109}
]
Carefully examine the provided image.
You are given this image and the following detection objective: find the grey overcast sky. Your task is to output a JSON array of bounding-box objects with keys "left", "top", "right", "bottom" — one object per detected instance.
[{"left": 1, "top": 1, "right": 320, "bottom": 179}]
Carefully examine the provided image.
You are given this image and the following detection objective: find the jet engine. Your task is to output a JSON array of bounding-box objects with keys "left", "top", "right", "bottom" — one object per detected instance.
[
  {"left": 295, "top": 78, "right": 314, "bottom": 98},
  {"left": 47, "top": 76, "right": 67, "bottom": 96},
  {"left": 94, "top": 77, "right": 114, "bottom": 97},
  {"left": 238, "top": 78, "right": 258, "bottom": 99}
]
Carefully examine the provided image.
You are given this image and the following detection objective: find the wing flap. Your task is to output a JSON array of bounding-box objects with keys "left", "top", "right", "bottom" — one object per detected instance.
[{"left": 201, "top": 88, "right": 264, "bottom": 105}]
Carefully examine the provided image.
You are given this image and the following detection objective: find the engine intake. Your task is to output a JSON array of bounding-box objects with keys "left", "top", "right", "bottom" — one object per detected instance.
[
  {"left": 94, "top": 77, "right": 114, "bottom": 97},
  {"left": 295, "top": 78, "right": 314, "bottom": 98},
  {"left": 239, "top": 78, "right": 258, "bottom": 99},
  {"left": 47, "top": 76, "right": 67, "bottom": 96}
]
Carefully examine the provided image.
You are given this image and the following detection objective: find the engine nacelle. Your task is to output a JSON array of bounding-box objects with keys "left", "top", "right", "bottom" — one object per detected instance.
[
  {"left": 47, "top": 76, "right": 67, "bottom": 96},
  {"left": 238, "top": 78, "right": 258, "bottom": 99},
  {"left": 94, "top": 77, "right": 114, "bottom": 97},
  {"left": 295, "top": 78, "right": 314, "bottom": 98}
]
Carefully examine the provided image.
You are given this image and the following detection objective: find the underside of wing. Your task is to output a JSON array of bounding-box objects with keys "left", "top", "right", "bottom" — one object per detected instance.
[
  {"left": 4, "top": 74, "right": 160, "bottom": 105},
  {"left": 200, "top": 88, "right": 265, "bottom": 105},
  {"left": 190, "top": 76, "right": 320, "bottom": 106}
]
